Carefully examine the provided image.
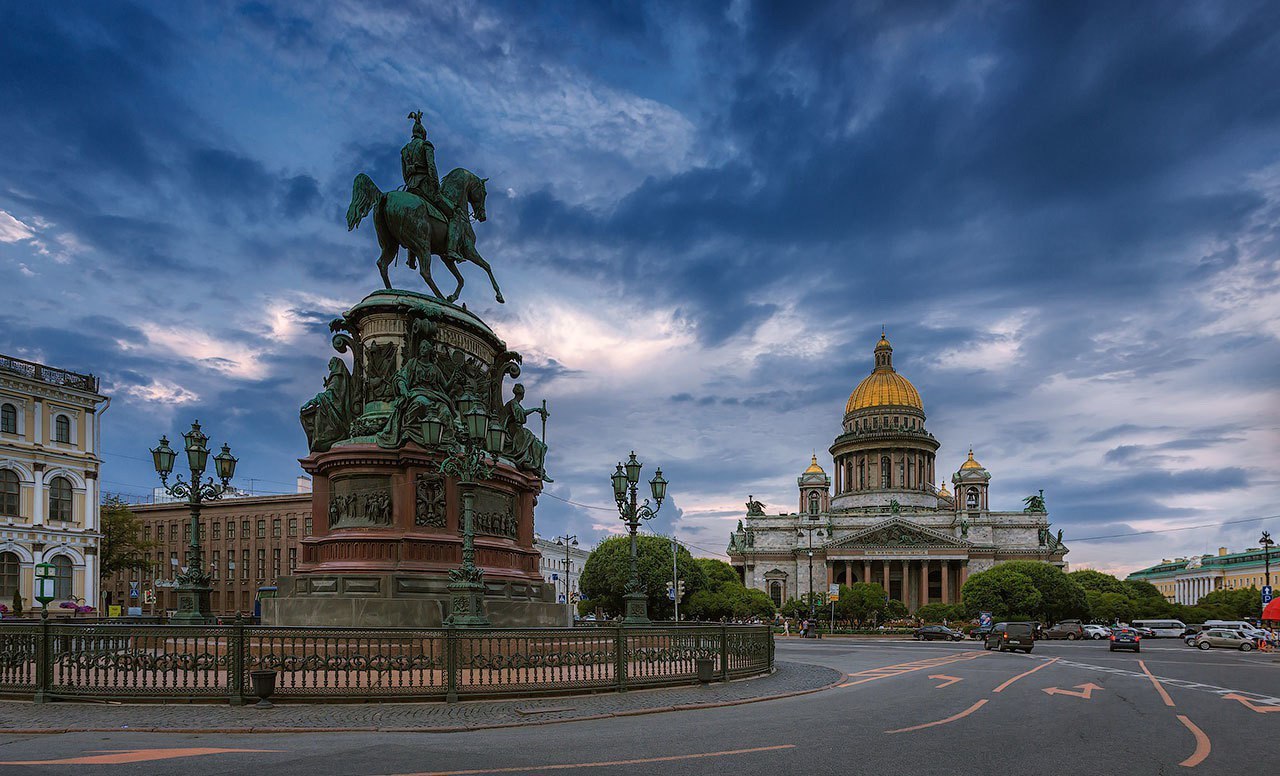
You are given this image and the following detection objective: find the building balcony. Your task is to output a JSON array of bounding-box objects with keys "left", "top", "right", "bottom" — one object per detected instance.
[{"left": 0, "top": 353, "right": 99, "bottom": 393}]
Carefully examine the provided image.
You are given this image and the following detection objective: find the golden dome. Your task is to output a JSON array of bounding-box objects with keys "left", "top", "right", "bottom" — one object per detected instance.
[
  {"left": 803, "top": 454, "right": 825, "bottom": 475},
  {"left": 937, "top": 481, "right": 951, "bottom": 498},
  {"left": 844, "top": 333, "right": 923, "bottom": 413},
  {"left": 960, "top": 449, "right": 983, "bottom": 470}
]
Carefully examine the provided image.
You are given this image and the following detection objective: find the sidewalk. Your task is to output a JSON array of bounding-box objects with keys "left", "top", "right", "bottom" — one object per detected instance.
[{"left": 0, "top": 661, "right": 841, "bottom": 735}]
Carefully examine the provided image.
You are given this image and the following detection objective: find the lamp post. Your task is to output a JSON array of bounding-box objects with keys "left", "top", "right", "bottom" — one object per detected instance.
[
  {"left": 1262, "top": 531, "right": 1274, "bottom": 591},
  {"left": 150, "top": 421, "right": 238, "bottom": 624},
  {"left": 555, "top": 533, "right": 577, "bottom": 624},
  {"left": 434, "top": 403, "right": 505, "bottom": 627},
  {"left": 797, "top": 518, "right": 826, "bottom": 621},
  {"left": 611, "top": 452, "right": 668, "bottom": 625}
]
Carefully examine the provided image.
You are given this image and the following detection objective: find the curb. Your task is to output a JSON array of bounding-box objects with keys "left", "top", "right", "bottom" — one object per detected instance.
[{"left": 0, "top": 669, "right": 845, "bottom": 736}]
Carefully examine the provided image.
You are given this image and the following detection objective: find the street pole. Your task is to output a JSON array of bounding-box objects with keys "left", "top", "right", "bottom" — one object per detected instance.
[
  {"left": 611, "top": 453, "right": 668, "bottom": 625},
  {"left": 1262, "top": 531, "right": 1273, "bottom": 590},
  {"left": 671, "top": 535, "right": 679, "bottom": 623},
  {"left": 554, "top": 533, "right": 577, "bottom": 626}
]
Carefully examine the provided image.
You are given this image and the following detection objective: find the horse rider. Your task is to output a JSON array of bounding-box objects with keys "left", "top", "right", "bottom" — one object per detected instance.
[{"left": 401, "top": 111, "right": 464, "bottom": 265}]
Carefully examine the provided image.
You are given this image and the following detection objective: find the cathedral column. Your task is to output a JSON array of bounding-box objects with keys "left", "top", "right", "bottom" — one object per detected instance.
[
  {"left": 919, "top": 560, "right": 929, "bottom": 608},
  {"left": 881, "top": 561, "right": 889, "bottom": 595},
  {"left": 844, "top": 560, "right": 852, "bottom": 588},
  {"left": 959, "top": 562, "right": 969, "bottom": 591},
  {"left": 826, "top": 563, "right": 833, "bottom": 590},
  {"left": 899, "top": 560, "right": 910, "bottom": 604},
  {"left": 863, "top": 560, "right": 871, "bottom": 587},
  {"left": 941, "top": 560, "right": 950, "bottom": 603}
]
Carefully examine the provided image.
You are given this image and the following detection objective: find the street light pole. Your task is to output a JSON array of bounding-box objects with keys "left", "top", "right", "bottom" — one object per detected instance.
[
  {"left": 611, "top": 452, "right": 668, "bottom": 625},
  {"left": 150, "top": 421, "right": 238, "bottom": 624},
  {"left": 554, "top": 533, "right": 577, "bottom": 625},
  {"left": 671, "top": 535, "right": 680, "bottom": 623},
  {"left": 797, "top": 518, "right": 825, "bottom": 621},
  {"left": 1261, "top": 531, "right": 1274, "bottom": 590}
]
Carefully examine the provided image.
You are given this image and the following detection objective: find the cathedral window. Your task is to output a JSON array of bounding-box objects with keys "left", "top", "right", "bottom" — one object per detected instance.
[
  {"left": 857, "top": 460, "right": 865, "bottom": 490},
  {"left": 897, "top": 461, "right": 905, "bottom": 487},
  {"left": 880, "top": 457, "right": 890, "bottom": 488},
  {"left": 808, "top": 492, "right": 819, "bottom": 515},
  {"left": 966, "top": 488, "right": 978, "bottom": 508},
  {"left": 769, "top": 581, "right": 783, "bottom": 607}
]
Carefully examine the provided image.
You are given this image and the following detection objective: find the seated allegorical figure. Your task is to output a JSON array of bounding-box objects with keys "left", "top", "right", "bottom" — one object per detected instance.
[
  {"left": 500, "top": 383, "right": 550, "bottom": 480},
  {"left": 376, "top": 340, "right": 459, "bottom": 449}
]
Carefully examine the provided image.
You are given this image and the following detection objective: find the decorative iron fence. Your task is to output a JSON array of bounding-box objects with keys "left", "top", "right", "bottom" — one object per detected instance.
[{"left": 0, "top": 619, "right": 772, "bottom": 704}]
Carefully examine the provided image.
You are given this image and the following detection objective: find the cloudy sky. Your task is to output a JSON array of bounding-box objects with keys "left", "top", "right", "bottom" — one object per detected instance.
[{"left": 2, "top": 1, "right": 1278, "bottom": 576}]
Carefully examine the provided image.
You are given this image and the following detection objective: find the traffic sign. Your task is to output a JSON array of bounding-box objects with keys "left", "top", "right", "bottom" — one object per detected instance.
[
  {"left": 129, "top": 581, "right": 140, "bottom": 599},
  {"left": 143, "top": 589, "right": 156, "bottom": 605},
  {"left": 1263, "top": 585, "right": 1273, "bottom": 605},
  {"left": 979, "top": 611, "right": 993, "bottom": 627}
]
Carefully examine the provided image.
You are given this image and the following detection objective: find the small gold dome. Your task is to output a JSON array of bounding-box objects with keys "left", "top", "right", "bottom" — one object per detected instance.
[
  {"left": 804, "top": 454, "right": 825, "bottom": 475},
  {"left": 937, "top": 481, "right": 951, "bottom": 498},
  {"left": 960, "top": 449, "right": 983, "bottom": 470}
]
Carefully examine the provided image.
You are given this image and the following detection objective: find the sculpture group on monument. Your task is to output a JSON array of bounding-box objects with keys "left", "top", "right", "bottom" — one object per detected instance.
[{"left": 269, "top": 111, "right": 559, "bottom": 628}]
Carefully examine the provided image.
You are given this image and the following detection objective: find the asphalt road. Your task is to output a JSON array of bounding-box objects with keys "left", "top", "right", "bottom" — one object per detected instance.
[{"left": 1, "top": 637, "right": 1277, "bottom": 775}]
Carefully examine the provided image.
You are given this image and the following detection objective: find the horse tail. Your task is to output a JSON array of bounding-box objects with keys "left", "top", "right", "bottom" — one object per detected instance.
[{"left": 346, "top": 173, "right": 382, "bottom": 231}]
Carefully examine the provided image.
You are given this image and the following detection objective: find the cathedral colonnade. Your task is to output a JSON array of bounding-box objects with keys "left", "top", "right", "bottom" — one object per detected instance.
[{"left": 817, "top": 556, "right": 969, "bottom": 609}]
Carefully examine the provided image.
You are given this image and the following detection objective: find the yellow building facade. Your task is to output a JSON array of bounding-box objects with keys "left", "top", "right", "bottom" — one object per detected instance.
[
  {"left": 0, "top": 354, "right": 108, "bottom": 615},
  {"left": 1127, "top": 545, "right": 1275, "bottom": 605}
]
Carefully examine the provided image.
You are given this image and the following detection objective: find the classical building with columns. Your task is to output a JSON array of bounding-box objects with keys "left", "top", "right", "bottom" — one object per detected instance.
[
  {"left": 727, "top": 334, "right": 1067, "bottom": 613},
  {"left": 0, "top": 354, "right": 109, "bottom": 614},
  {"left": 1127, "top": 546, "right": 1275, "bottom": 605}
]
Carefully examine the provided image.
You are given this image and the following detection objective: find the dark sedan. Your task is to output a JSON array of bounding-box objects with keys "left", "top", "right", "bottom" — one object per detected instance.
[
  {"left": 914, "top": 625, "right": 964, "bottom": 641},
  {"left": 1110, "top": 627, "right": 1141, "bottom": 653}
]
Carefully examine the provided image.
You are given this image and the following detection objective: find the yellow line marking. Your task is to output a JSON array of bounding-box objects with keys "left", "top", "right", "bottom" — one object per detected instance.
[
  {"left": 0, "top": 749, "right": 279, "bottom": 766},
  {"left": 839, "top": 651, "right": 985, "bottom": 687},
  {"left": 1222, "top": 693, "right": 1280, "bottom": 713},
  {"left": 386, "top": 745, "right": 797, "bottom": 775},
  {"left": 885, "top": 700, "right": 988, "bottom": 734},
  {"left": 1138, "top": 659, "right": 1175, "bottom": 707},
  {"left": 928, "top": 674, "right": 962, "bottom": 688},
  {"left": 992, "top": 657, "right": 1059, "bottom": 693},
  {"left": 1177, "top": 715, "right": 1211, "bottom": 768}
]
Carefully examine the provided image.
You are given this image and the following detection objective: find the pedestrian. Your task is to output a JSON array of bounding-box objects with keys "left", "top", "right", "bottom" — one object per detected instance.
[{"left": 783, "top": 619, "right": 791, "bottom": 637}]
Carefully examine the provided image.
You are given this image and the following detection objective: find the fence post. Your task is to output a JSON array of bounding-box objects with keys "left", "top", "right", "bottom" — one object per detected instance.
[
  {"left": 229, "top": 612, "right": 246, "bottom": 706},
  {"left": 719, "top": 623, "right": 730, "bottom": 682},
  {"left": 445, "top": 625, "right": 459, "bottom": 704},
  {"left": 33, "top": 611, "right": 51, "bottom": 703},
  {"left": 615, "top": 625, "right": 627, "bottom": 693}
]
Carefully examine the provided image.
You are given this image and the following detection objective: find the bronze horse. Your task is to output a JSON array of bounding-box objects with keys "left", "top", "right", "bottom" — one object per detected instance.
[{"left": 346, "top": 168, "right": 504, "bottom": 304}]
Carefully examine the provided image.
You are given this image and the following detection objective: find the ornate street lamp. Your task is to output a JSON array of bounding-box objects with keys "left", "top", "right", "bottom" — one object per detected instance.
[
  {"left": 439, "top": 410, "right": 504, "bottom": 627},
  {"left": 797, "top": 520, "right": 826, "bottom": 621},
  {"left": 611, "top": 452, "right": 667, "bottom": 625},
  {"left": 150, "top": 420, "right": 237, "bottom": 624},
  {"left": 1262, "top": 531, "right": 1275, "bottom": 592}
]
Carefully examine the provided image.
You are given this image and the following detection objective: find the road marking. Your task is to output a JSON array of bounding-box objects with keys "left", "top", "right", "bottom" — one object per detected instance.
[
  {"left": 387, "top": 745, "right": 797, "bottom": 775},
  {"left": 839, "top": 651, "right": 985, "bottom": 687},
  {"left": 1042, "top": 683, "right": 1102, "bottom": 699},
  {"left": 991, "top": 657, "right": 1060, "bottom": 692},
  {"left": 1177, "top": 715, "right": 1210, "bottom": 768},
  {"left": 0, "top": 748, "right": 278, "bottom": 766},
  {"left": 1054, "top": 658, "right": 1280, "bottom": 705},
  {"left": 885, "top": 700, "right": 988, "bottom": 734},
  {"left": 1222, "top": 693, "right": 1280, "bottom": 713},
  {"left": 1138, "top": 660, "right": 1176, "bottom": 707},
  {"left": 928, "top": 674, "right": 962, "bottom": 688}
]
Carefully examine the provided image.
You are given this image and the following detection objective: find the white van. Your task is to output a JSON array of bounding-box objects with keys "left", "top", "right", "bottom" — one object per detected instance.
[
  {"left": 1204, "top": 620, "right": 1265, "bottom": 638},
  {"left": 1131, "top": 619, "right": 1186, "bottom": 638}
]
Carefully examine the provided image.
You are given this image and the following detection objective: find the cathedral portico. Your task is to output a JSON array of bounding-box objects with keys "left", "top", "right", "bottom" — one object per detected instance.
[{"left": 729, "top": 333, "right": 1067, "bottom": 614}]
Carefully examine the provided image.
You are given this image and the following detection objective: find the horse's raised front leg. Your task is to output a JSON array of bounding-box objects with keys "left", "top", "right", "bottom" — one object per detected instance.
[
  {"left": 443, "top": 257, "right": 465, "bottom": 304},
  {"left": 465, "top": 243, "right": 504, "bottom": 304}
]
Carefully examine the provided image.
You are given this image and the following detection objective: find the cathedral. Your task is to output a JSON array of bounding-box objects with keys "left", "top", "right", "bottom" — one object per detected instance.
[{"left": 727, "top": 333, "right": 1067, "bottom": 613}]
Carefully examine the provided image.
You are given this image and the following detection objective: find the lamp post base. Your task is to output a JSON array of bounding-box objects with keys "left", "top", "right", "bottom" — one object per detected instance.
[
  {"left": 622, "top": 591, "right": 650, "bottom": 625},
  {"left": 172, "top": 585, "right": 212, "bottom": 625},
  {"left": 445, "top": 578, "right": 491, "bottom": 627}
]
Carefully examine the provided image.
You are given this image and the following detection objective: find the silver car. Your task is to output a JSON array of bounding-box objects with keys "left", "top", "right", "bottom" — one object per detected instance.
[{"left": 1193, "top": 628, "right": 1255, "bottom": 651}]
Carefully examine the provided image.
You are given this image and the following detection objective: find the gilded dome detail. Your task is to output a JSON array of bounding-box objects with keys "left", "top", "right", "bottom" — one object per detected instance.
[
  {"left": 803, "top": 454, "right": 825, "bottom": 475},
  {"left": 960, "top": 449, "right": 983, "bottom": 470},
  {"left": 844, "top": 333, "right": 923, "bottom": 413}
]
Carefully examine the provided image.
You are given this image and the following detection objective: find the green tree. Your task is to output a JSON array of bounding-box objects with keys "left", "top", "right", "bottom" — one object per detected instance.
[
  {"left": 836, "top": 582, "right": 889, "bottom": 625},
  {"left": 1122, "top": 579, "right": 1164, "bottom": 601},
  {"left": 1197, "top": 586, "right": 1262, "bottom": 619},
  {"left": 99, "top": 496, "right": 155, "bottom": 578},
  {"left": 1068, "top": 569, "right": 1128, "bottom": 595},
  {"left": 578, "top": 535, "right": 705, "bottom": 619},
  {"left": 997, "top": 561, "right": 1088, "bottom": 622},
  {"left": 915, "top": 602, "right": 965, "bottom": 624},
  {"left": 683, "top": 557, "right": 775, "bottom": 621},
  {"left": 883, "top": 599, "right": 909, "bottom": 621},
  {"left": 1087, "top": 590, "right": 1134, "bottom": 624},
  {"left": 961, "top": 565, "right": 1043, "bottom": 620}
]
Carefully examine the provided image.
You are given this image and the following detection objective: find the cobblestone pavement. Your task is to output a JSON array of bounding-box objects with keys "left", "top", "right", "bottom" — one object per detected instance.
[{"left": 0, "top": 661, "right": 840, "bottom": 734}]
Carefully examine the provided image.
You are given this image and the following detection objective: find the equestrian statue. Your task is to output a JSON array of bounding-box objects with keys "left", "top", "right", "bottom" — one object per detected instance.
[{"left": 346, "top": 111, "right": 504, "bottom": 304}]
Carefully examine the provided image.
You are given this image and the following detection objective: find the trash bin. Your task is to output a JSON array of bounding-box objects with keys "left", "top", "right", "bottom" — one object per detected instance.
[
  {"left": 695, "top": 657, "right": 716, "bottom": 683},
  {"left": 250, "top": 669, "right": 278, "bottom": 708}
]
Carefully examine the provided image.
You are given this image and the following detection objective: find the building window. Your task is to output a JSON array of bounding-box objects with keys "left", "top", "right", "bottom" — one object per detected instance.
[
  {"left": 857, "top": 460, "right": 865, "bottom": 490},
  {"left": 256, "top": 549, "right": 265, "bottom": 579},
  {"left": 256, "top": 519, "right": 265, "bottom": 539},
  {"left": 211, "top": 551, "right": 220, "bottom": 579},
  {"left": 142, "top": 525, "right": 152, "bottom": 542},
  {"left": 288, "top": 548, "right": 297, "bottom": 570},
  {"left": 48, "top": 476, "right": 73, "bottom": 521},
  {"left": 807, "top": 492, "right": 820, "bottom": 515},
  {"left": 272, "top": 518, "right": 281, "bottom": 538},
  {"left": 0, "top": 469, "right": 19, "bottom": 516},
  {"left": 880, "top": 457, "right": 890, "bottom": 489},
  {"left": 211, "top": 521, "right": 220, "bottom": 540},
  {"left": 272, "top": 549, "right": 281, "bottom": 578},
  {"left": 184, "top": 522, "right": 191, "bottom": 541},
  {"left": 0, "top": 403, "right": 15, "bottom": 434},
  {"left": 0, "top": 551, "right": 19, "bottom": 598},
  {"left": 966, "top": 488, "right": 978, "bottom": 509},
  {"left": 288, "top": 518, "right": 297, "bottom": 537},
  {"left": 51, "top": 555, "right": 73, "bottom": 599},
  {"left": 304, "top": 517, "right": 313, "bottom": 536},
  {"left": 241, "top": 519, "right": 250, "bottom": 537},
  {"left": 227, "top": 521, "right": 235, "bottom": 540},
  {"left": 54, "top": 414, "right": 71, "bottom": 444},
  {"left": 241, "top": 550, "right": 249, "bottom": 579}
]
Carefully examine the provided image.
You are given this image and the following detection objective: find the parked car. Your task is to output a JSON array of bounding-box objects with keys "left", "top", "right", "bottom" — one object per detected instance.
[
  {"left": 1042, "top": 621, "right": 1086, "bottom": 640},
  {"left": 970, "top": 625, "right": 994, "bottom": 640},
  {"left": 1193, "top": 628, "right": 1256, "bottom": 651},
  {"left": 1083, "top": 624, "right": 1111, "bottom": 640},
  {"left": 984, "top": 622, "right": 1035, "bottom": 653},
  {"left": 1109, "top": 627, "right": 1141, "bottom": 653},
  {"left": 913, "top": 625, "right": 964, "bottom": 641}
]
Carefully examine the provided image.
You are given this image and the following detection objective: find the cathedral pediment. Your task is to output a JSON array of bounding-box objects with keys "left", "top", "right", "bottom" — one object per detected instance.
[{"left": 824, "top": 518, "right": 970, "bottom": 549}]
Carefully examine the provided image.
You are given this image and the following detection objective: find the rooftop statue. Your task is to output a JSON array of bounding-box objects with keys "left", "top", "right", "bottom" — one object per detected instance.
[
  {"left": 745, "top": 495, "right": 766, "bottom": 516},
  {"left": 1022, "top": 489, "right": 1047, "bottom": 513},
  {"left": 346, "top": 111, "right": 504, "bottom": 304}
]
